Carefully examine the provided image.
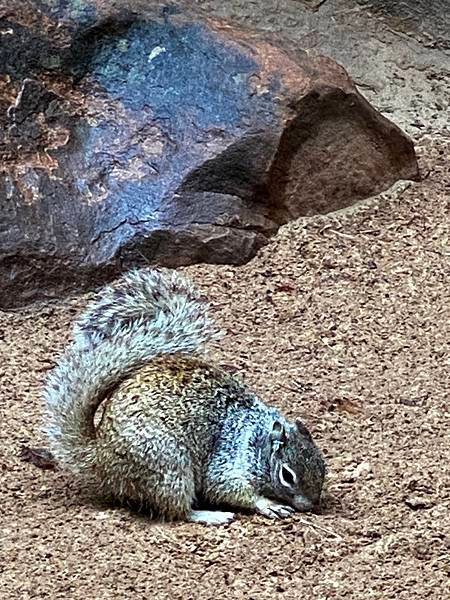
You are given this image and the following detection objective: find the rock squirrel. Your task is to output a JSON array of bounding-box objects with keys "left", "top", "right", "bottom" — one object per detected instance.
[{"left": 44, "top": 268, "right": 325, "bottom": 525}]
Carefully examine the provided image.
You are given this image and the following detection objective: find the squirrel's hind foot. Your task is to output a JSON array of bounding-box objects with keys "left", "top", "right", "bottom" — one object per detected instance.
[{"left": 188, "top": 510, "right": 235, "bottom": 526}]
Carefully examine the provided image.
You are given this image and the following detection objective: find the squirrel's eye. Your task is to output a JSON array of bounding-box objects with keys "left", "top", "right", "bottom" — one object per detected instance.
[{"left": 279, "top": 464, "right": 297, "bottom": 488}]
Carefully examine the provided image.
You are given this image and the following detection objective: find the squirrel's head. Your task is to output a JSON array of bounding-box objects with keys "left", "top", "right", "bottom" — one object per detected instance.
[{"left": 267, "top": 419, "right": 325, "bottom": 512}]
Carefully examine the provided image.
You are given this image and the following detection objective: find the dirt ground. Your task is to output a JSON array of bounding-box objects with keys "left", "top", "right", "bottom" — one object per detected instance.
[
  {"left": 1, "top": 0, "right": 450, "bottom": 597},
  {"left": 1, "top": 130, "right": 448, "bottom": 598}
]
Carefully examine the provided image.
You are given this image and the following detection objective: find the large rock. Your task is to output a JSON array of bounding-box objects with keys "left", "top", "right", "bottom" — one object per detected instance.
[{"left": 0, "top": 1, "right": 419, "bottom": 308}]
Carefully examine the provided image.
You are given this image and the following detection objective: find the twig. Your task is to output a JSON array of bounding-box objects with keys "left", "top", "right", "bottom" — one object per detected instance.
[
  {"left": 327, "top": 229, "right": 357, "bottom": 240},
  {"left": 297, "top": 517, "right": 343, "bottom": 540}
]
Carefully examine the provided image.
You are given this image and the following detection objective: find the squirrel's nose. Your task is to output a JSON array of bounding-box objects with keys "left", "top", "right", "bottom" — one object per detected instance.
[{"left": 292, "top": 495, "right": 313, "bottom": 512}]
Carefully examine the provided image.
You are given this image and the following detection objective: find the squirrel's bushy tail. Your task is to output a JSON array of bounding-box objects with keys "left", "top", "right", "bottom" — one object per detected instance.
[{"left": 44, "top": 268, "right": 221, "bottom": 473}]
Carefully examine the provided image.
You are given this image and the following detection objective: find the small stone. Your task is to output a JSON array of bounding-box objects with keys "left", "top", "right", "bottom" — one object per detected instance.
[
  {"left": 95, "top": 511, "right": 113, "bottom": 520},
  {"left": 342, "top": 461, "right": 373, "bottom": 482},
  {"left": 404, "top": 496, "right": 434, "bottom": 510}
]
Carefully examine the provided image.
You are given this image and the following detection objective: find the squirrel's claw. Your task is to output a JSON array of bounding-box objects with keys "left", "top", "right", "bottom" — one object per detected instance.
[{"left": 255, "top": 497, "right": 295, "bottom": 519}]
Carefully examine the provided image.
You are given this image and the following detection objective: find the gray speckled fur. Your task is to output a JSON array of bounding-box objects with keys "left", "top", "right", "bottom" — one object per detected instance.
[{"left": 44, "top": 268, "right": 325, "bottom": 522}]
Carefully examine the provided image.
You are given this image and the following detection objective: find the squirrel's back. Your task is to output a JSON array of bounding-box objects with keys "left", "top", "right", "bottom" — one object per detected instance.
[
  {"left": 43, "top": 268, "right": 222, "bottom": 473},
  {"left": 94, "top": 354, "right": 260, "bottom": 496}
]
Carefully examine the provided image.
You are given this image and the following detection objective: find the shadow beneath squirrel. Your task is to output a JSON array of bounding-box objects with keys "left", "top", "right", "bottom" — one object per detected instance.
[{"left": 21, "top": 443, "right": 339, "bottom": 520}]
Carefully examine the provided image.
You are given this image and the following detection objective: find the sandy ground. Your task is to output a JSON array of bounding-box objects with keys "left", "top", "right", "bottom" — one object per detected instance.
[{"left": 1, "top": 130, "right": 449, "bottom": 598}]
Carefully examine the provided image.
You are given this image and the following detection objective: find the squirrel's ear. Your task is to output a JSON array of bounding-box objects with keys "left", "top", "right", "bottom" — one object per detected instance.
[
  {"left": 271, "top": 421, "right": 287, "bottom": 444},
  {"left": 296, "top": 419, "right": 312, "bottom": 440}
]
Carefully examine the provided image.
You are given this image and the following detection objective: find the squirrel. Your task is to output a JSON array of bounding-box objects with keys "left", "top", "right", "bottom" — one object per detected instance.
[{"left": 44, "top": 268, "right": 325, "bottom": 525}]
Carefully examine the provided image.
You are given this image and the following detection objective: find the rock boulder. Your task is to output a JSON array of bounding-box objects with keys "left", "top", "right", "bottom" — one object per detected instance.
[{"left": 0, "top": 1, "right": 419, "bottom": 308}]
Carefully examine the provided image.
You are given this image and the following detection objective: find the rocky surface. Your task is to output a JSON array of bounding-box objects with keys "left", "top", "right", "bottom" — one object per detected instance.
[
  {"left": 0, "top": 0, "right": 419, "bottom": 308},
  {"left": 1, "top": 133, "right": 448, "bottom": 599},
  {"left": 198, "top": 0, "right": 449, "bottom": 137}
]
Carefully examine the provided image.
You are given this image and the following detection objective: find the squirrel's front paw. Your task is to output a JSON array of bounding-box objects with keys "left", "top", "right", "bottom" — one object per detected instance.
[{"left": 255, "top": 497, "right": 295, "bottom": 519}]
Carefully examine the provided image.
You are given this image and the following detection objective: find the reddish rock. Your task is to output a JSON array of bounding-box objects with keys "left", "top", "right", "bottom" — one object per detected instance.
[{"left": 0, "top": 1, "right": 419, "bottom": 308}]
